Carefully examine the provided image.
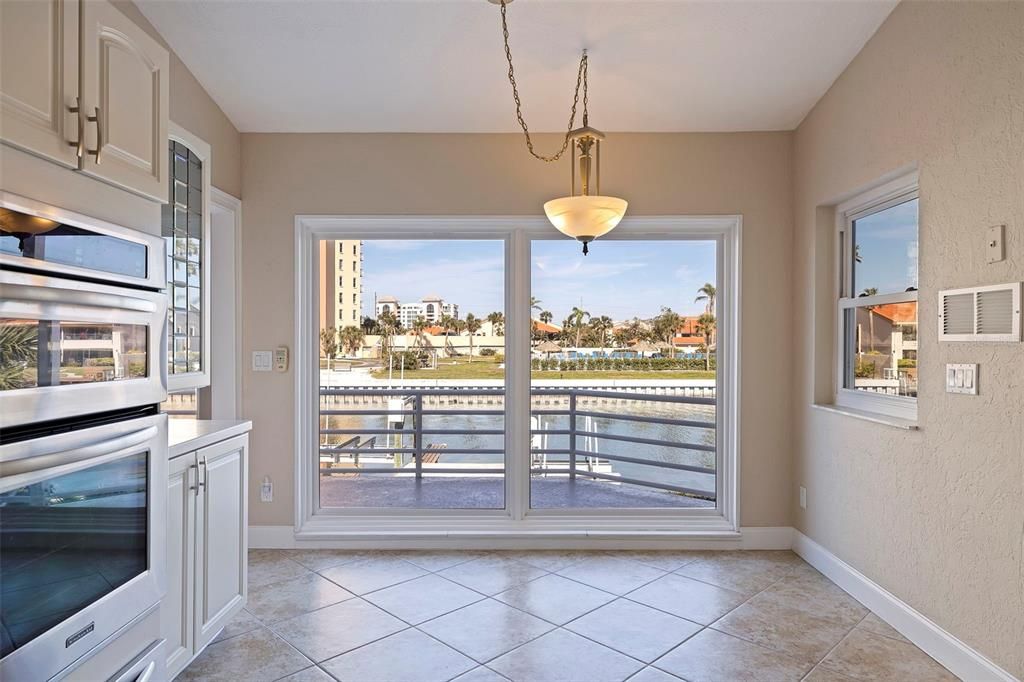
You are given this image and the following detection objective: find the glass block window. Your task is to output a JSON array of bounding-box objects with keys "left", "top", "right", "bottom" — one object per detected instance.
[{"left": 161, "top": 140, "right": 203, "bottom": 378}]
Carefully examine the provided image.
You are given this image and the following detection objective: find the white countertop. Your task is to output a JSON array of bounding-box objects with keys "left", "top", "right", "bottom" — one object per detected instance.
[{"left": 168, "top": 418, "right": 252, "bottom": 458}]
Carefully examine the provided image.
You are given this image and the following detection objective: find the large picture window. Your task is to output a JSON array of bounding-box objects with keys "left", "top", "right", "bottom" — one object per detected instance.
[
  {"left": 836, "top": 172, "right": 919, "bottom": 421},
  {"left": 294, "top": 217, "right": 740, "bottom": 536}
]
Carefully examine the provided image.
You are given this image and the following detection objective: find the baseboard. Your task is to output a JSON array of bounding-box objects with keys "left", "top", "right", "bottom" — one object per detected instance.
[
  {"left": 793, "top": 531, "right": 1016, "bottom": 682},
  {"left": 248, "top": 525, "right": 794, "bottom": 551}
]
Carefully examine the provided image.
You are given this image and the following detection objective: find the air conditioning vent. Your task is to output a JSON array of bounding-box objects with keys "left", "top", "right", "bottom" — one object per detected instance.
[{"left": 938, "top": 282, "right": 1022, "bottom": 342}]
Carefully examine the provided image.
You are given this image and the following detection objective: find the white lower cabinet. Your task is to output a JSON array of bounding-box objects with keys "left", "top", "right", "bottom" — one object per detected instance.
[{"left": 163, "top": 434, "right": 248, "bottom": 679}]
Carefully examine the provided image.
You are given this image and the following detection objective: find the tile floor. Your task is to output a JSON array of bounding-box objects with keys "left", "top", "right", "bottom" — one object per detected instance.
[{"left": 177, "top": 550, "right": 959, "bottom": 682}]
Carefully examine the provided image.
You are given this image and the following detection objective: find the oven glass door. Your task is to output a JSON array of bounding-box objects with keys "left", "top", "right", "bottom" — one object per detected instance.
[
  {"left": 0, "top": 452, "right": 148, "bottom": 657},
  {"left": 0, "top": 270, "right": 167, "bottom": 428}
]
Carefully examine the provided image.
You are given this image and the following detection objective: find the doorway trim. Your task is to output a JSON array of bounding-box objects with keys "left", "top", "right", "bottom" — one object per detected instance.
[{"left": 293, "top": 215, "right": 742, "bottom": 541}]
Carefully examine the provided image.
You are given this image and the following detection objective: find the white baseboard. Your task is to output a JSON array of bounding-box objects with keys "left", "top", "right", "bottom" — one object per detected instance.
[
  {"left": 793, "top": 531, "right": 1016, "bottom": 682},
  {"left": 248, "top": 525, "right": 794, "bottom": 551}
]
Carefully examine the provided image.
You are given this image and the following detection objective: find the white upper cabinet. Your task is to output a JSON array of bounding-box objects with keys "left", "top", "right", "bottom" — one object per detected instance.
[
  {"left": 0, "top": 0, "right": 80, "bottom": 168},
  {"left": 80, "top": 0, "right": 169, "bottom": 202},
  {"left": 0, "top": 0, "right": 169, "bottom": 203}
]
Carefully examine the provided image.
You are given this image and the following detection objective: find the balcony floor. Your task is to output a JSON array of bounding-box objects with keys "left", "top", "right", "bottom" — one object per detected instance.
[{"left": 319, "top": 475, "right": 714, "bottom": 509}]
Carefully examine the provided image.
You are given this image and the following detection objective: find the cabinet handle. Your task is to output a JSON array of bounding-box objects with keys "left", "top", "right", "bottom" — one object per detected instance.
[
  {"left": 67, "top": 97, "right": 84, "bottom": 161},
  {"left": 86, "top": 106, "right": 103, "bottom": 164},
  {"left": 189, "top": 463, "right": 198, "bottom": 494},
  {"left": 199, "top": 457, "right": 207, "bottom": 492}
]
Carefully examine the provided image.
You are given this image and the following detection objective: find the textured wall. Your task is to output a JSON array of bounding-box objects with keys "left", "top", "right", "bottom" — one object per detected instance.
[
  {"left": 239, "top": 131, "right": 795, "bottom": 530},
  {"left": 792, "top": 1, "right": 1024, "bottom": 676}
]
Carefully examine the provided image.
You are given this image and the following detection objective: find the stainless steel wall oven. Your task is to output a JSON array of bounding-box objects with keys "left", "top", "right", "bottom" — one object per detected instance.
[{"left": 1, "top": 193, "right": 168, "bottom": 681}]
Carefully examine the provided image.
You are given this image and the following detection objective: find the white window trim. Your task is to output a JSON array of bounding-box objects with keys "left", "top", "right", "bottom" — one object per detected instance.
[
  {"left": 293, "top": 215, "right": 742, "bottom": 540},
  {"left": 166, "top": 122, "right": 211, "bottom": 393},
  {"left": 834, "top": 171, "right": 919, "bottom": 422}
]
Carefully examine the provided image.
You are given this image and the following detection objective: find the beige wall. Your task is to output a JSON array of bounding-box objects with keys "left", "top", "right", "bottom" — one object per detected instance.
[
  {"left": 240, "top": 131, "right": 794, "bottom": 529},
  {"left": 792, "top": 1, "right": 1023, "bottom": 677}
]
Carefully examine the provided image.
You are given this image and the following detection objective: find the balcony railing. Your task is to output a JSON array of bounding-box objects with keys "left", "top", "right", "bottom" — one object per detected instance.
[{"left": 319, "top": 386, "right": 716, "bottom": 501}]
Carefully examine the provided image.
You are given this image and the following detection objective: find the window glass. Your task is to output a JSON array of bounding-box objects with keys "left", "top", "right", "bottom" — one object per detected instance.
[
  {"left": 852, "top": 198, "right": 918, "bottom": 296},
  {"left": 843, "top": 301, "right": 918, "bottom": 397},
  {"left": 161, "top": 141, "right": 203, "bottom": 376}
]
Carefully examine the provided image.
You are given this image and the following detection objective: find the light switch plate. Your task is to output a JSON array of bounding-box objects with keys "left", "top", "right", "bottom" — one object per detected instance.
[
  {"left": 946, "top": 363, "right": 979, "bottom": 394},
  {"left": 252, "top": 350, "right": 273, "bottom": 372},
  {"left": 986, "top": 224, "right": 1005, "bottom": 263}
]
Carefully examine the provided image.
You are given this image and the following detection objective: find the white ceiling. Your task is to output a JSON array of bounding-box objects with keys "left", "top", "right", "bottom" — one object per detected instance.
[{"left": 136, "top": 0, "right": 897, "bottom": 133}]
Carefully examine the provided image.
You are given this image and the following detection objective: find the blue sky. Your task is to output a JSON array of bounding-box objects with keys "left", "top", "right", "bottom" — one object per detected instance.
[
  {"left": 361, "top": 239, "right": 717, "bottom": 323},
  {"left": 854, "top": 198, "right": 918, "bottom": 295}
]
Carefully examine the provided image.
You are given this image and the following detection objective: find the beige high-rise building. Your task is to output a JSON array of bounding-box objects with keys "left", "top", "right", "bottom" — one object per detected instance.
[{"left": 318, "top": 240, "right": 363, "bottom": 331}]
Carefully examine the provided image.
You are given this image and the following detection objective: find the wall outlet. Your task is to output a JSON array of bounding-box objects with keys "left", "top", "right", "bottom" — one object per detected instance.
[
  {"left": 986, "top": 224, "right": 1005, "bottom": 263},
  {"left": 260, "top": 476, "right": 273, "bottom": 502},
  {"left": 799, "top": 486, "right": 807, "bottom": 510}
]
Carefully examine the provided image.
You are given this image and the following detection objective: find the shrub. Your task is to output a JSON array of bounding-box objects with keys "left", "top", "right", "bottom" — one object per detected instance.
[
  {"left": 854, "top": 359, "right": 876, "bottom": 378},
  {"left": 480, "top": 348, "right": 497, "bottom": 356}
]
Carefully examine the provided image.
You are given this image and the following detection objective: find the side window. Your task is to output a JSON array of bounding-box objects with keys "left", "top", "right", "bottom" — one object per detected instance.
[{"left": 836, "top": 174, "right": 918, "bottom": 419}]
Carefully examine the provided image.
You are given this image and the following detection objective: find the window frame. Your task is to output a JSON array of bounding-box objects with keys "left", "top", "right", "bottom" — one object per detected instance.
[
  {"left": 834, "top": 171, "right": 919, "bottom": 422},
  {"left": 293, "top": 215, "right": 742, "bottom": 539},
  {"left": 165, "top": 122, "right": 211, "bottom": 393}
]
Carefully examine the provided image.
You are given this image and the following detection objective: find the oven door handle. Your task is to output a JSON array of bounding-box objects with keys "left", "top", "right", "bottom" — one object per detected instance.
[{"left": 0, "top": 425, "right": 159, "bottom": 478}]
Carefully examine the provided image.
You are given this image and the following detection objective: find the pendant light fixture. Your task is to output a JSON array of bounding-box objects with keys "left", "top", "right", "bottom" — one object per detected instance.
[{"left": 492, "top": 0, "right": 627, "bottom": 255}]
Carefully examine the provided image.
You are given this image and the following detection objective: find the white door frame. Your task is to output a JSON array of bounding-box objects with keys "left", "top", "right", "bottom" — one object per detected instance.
[{"left": 293, "top": 215, "right": 742, "bottom": 540}]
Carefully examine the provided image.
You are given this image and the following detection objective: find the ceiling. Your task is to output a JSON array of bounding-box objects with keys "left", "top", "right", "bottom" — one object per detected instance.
[{"left": 136, "top": 0, "right": 897, "bottom": 134}]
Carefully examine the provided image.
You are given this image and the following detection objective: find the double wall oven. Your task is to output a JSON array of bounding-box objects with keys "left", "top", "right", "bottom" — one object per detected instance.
[{"left": 1, "top": 193, "right": 168, "bottom": 680}]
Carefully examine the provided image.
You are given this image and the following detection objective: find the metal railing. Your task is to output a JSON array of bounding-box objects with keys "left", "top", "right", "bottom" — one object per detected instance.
[{"left": 319, "top": 386, "right": 716, "bottom": 500}]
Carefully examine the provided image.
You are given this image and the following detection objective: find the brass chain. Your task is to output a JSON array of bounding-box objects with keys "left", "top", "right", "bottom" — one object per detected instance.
[{"left": 500, "top": 0, "right": 587, "bottom": 162}]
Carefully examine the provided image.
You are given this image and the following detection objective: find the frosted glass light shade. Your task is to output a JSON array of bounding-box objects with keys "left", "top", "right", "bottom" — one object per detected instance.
[{"left": 543, "top": 195, "right": 628, "bottom": 243}]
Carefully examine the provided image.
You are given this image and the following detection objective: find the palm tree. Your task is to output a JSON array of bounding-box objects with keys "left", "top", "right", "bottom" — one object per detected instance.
[
  {"left": 486, "top": 311, "right": 505, "bottom": 336},
  {"left": 567, "top": 306, "right": 590, "bottom": 348},
  {"left": 339, "top": 326, "right": 365, "bottom": 357},
  {"left": 652, "top": 307, "right": 681, "bottom": 358},
  {"left": 695, "top": 283, "right": 717, "bottom": 315},
  {"left": 376, "top": 309, "right": 400, "bottom": 356},
  {"left": 438, "top": 313, "right": 454, "bottom": 356},
  {"left": 410, "top": 316, "right": 429, "bottom": 348},
  {"left": 539, "top": 310, "right": 553, "bottom": 324},
  {"left": 589, "top": 315, "right": 613, "bottom": 351},
  {"left": 319, "top": 327, "right": 338, "bottom": 362},
  {"left": 464, "top": 313, "right": 482, "bottom": 361},
  {"left": 696, "top": 313, "right": 716, "bottom": 370},
  {"left": 0, "top": 323, "right": 37, "bottom": 391},
  {"left": 530, "top": 296, "right": 543, "bottom": 313}
]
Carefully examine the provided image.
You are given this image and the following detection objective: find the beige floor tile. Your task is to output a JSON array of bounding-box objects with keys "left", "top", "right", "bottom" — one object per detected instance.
[
  {"left": 452, "top": 667, "right": 512, "bottom": 682},
  {"left": 488, "top": 628, "right": 644, "bottom": 682},
  {"left": 420, "top": 598, "right": 554, "bottom": 663},
  {"left": 557, "top": 555, "right": 666, "bottom": 595},
  {"left": 675, "top": 554, "right": 796, "bottom": 596},
  {"left": 565, "top": 599, "right": 701, "bottom": 663},
  {"left": 856, "top": 611, "right": 910, "bottom": 643},
  {"left": 246, "top": 572, "right": 355, "bottom": 623},
  {"left": 440, "top": 556, "right": 548, "bottom": 596},
  {"left": 273, "top": 598, "right": 407, "bottom": 662},
  {"left": 801, "top": 664, "right": 860, "bottom": 681},
  {"left": 401, "top": 550, "right": 491, "bottom": 572},
  {"left": 211, "top": 607, "right": 262, "bottom": 643},
  {"left": 499, "top": 550, "right": 598, "bottom": 572},
  {"left": 653, "top": 628, "right": 810, "bottom": 682},
  {"left": 248, "top": 550, "right": 312, "bottom": 589},
  {"left": 362, "top": 574, "right": 483, "bottom": 624},
  {"left": 276, "top": 666, "right": 336, "bottom": 682},
  {"left": 318, "top": 556, "right": 428, "bottom": 595},
  {"left": 755, "top": 571, "right": 868, "bottom": 626},
  {"left": 627, "top": 667, "right": 685, "bottom": 682},
  {"left": 285, "top": 548, "right": 376, "bottom": 572},
  {"left": 321, "top": 628, "right": 476, "bottom": 682},
  {"left": 613, "top": 550, "right": 704, "bottom": 572},
  {"left": 712, "top": 596, "right": 856, "bottom": 667},
  {"left": 628, "top": 573, "right": 747, "bottom": 625},
  {"left": 176, "top": 626, "right": 311, "bottom": 682},
  {"left": 494, "top": 573, "right": 615, "bottom": 625},
  {"left": 818, "top": 628, "right": 958, "bottom": 681}
]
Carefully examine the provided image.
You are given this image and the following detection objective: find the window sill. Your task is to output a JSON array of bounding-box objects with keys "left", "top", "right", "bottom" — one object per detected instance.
[{"left": 811, "top": 403, "right": 919, "bottom": 430}]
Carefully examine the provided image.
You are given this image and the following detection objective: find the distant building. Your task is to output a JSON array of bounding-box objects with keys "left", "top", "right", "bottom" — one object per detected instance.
[
  {"left": 318, "top": 240, "right": 363, "bottom": 329},
  {"left": 375, "top": 294, "right": 459, "bottom": 328}
]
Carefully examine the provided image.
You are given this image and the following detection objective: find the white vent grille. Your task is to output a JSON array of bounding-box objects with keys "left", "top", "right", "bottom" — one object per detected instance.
[{"left": 938, "top": 282, "right": 1022, "bottom": 342}]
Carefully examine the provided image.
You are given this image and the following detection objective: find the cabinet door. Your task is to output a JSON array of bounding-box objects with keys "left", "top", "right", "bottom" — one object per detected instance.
[
  {"left": 193, "top": 435, "right": 248, "bottom": 650},
  {"left": 0, "top": 0, "right": 79, "bottom": 167},
  {"left": 80, "top": 0, "right": 169, "bottom": 202},
  {"left": 162, "top": 453, "right": 196, "bottom": 679}
]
